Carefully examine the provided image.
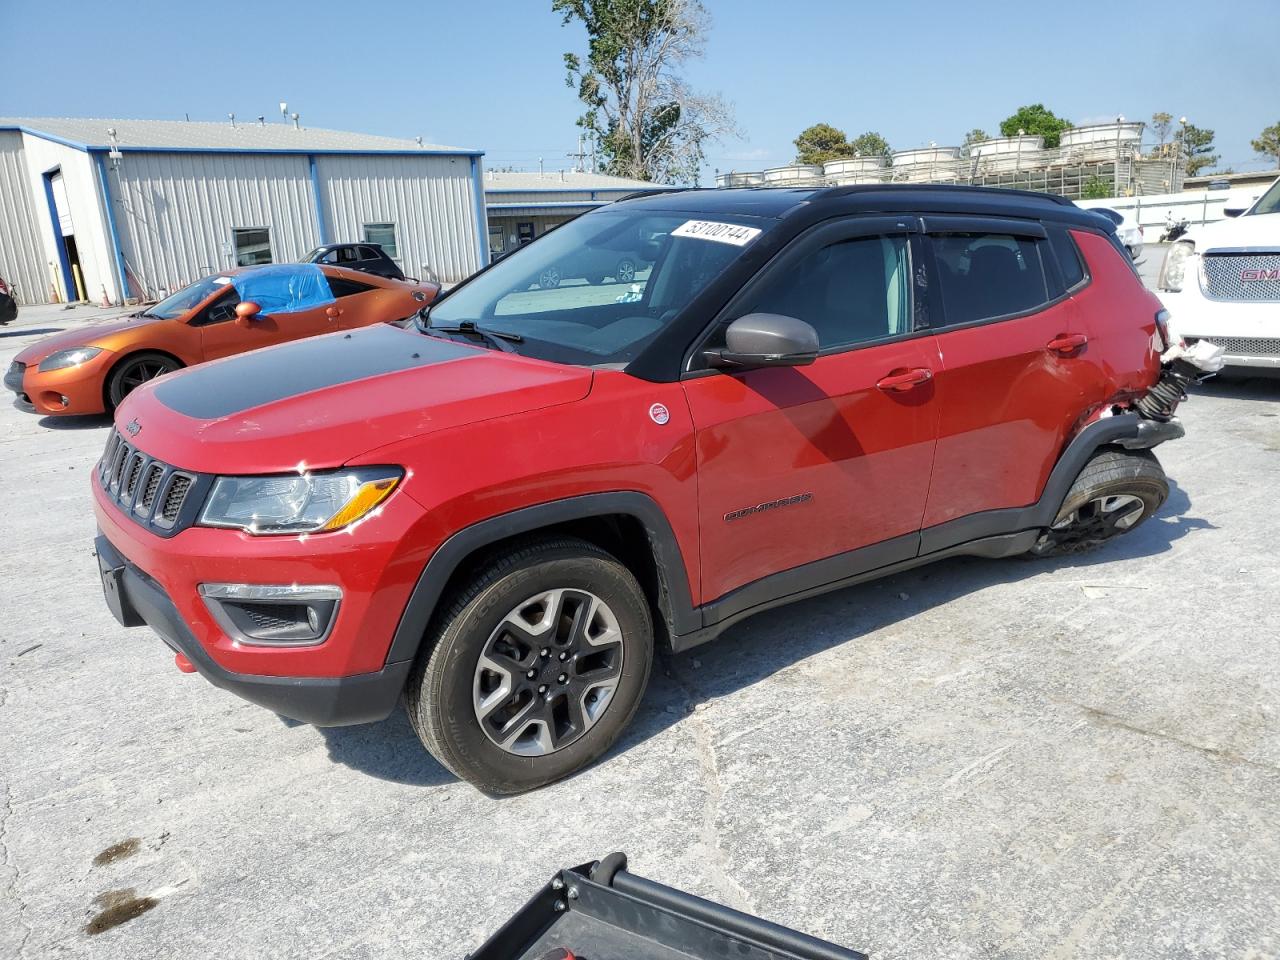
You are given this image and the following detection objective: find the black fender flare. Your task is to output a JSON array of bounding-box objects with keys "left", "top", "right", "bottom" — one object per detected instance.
[{"left": 384, "top": 491, "right": 699, "bottom": 666}]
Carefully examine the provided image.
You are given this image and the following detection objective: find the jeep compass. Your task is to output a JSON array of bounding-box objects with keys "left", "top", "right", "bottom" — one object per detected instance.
[{"left": 93, "top": 185, "right": 1198, "bottom": 793}]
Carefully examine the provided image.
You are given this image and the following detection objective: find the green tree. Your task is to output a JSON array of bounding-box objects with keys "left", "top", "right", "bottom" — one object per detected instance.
[
  {"left": 962, "top": 128, "right": 989, "bottom": 151},
  {"left": 849, "top": 131, "right": 892, "bottom": 162},
  {"left": 1150, "top": 111, "right": 1173, "bottom": 147},
  {"left": 794, "top": 123, "right": 853, "bottom": 165},
  {"left": 554, "top": 0, "right": 735, "bottom": 184},
  {"left": 1181, "top": 123, "right": 1218, "bottom": 176},
  {"left": 1081, "top": 176, "right": 1112, "bottom": 200},
  {"left": 1252, "top": 122, "right": 1280, "bottom": 167},
  {"left": 999, "top": 104, "right": 1072, "bottom": 148}
]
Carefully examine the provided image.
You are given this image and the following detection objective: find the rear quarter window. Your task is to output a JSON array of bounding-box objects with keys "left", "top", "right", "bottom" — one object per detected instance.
[{"left": 1047, "top": 225, "right": 1088, "bottom": 290}]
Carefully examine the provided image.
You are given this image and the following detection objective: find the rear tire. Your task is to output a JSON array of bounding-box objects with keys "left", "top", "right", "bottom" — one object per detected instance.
[
  {"left": 106, "top": 352, "right": 181, "bottom": 410},
  {"left": 404, "top": 537, "right": 653, "bottom": 794},
  {"left": 1028, "top": 448, "right": 1168, "bottom": 557}
]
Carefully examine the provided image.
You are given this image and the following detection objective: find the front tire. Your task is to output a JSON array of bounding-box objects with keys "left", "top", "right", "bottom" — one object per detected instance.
[
  {"left": 404, "top": 538, "right": 653, "bottom": 794},
  {"left": 1028, "top": 448, "right": 1168, "bottom": 557},
  {"left": 106, "top": 352, "right": 181, "bottom": 409}
]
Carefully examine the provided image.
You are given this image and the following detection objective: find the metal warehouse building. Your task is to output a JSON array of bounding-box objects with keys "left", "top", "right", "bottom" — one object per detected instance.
[
  {"left": 483, "top": 170, "right": 672, "bottom": 260},
  {"left": 0, "top": 117, "right": 486, "bottom": 305}
]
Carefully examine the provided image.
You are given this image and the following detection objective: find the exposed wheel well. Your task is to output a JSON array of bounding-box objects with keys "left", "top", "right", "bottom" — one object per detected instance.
[
  {"left": 102, "top": 349, "right": 185, "bottom": 410},
  {"left": 433, "top": 513, "right": 676, "bottom": 648}
]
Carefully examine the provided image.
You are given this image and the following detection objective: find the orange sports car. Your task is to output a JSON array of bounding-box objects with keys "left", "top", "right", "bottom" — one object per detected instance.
[{"left": 6, "top": 263, "right": 438, "bottom": 417}]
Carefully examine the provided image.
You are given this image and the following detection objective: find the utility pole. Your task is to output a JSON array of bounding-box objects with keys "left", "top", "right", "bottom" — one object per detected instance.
[{"left": 568, "top": 134, "right": 588, "bottom": 173}]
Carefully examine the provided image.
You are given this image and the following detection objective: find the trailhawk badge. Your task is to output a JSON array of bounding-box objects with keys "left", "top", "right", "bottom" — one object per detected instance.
[{"left": 648, "top": 402, "right": 670, "bottom": 425}]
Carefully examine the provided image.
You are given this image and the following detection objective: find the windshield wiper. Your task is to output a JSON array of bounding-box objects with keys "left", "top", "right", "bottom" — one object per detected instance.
[{"left": 429, "top": 319, "right": 524, "bottom": 349}]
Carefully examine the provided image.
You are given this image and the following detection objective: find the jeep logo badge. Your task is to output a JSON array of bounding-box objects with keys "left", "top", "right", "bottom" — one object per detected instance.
[{"left": 125, "top": 419, "right": 141, "bottom": 437}]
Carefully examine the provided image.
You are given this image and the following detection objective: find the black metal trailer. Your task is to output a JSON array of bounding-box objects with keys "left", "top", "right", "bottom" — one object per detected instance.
[{"left": 468, "top": 853, "right": 867, "bottom": 960}]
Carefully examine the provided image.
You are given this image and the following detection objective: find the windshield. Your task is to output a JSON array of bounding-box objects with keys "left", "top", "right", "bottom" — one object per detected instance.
[
  {"left": 1248, "top": 178, "right": 1280, "bottom": 216},
  {"left": 145, "top": 275, "right": 234, "bottom": 319},
  {"left": 424, "top": 208, "right": 772, "bottom": 365}
]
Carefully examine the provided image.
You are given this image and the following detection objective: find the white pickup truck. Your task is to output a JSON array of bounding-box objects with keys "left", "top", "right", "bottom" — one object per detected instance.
[{"left": 1157, "top": 175, "right": 1280, "bottom": 373}]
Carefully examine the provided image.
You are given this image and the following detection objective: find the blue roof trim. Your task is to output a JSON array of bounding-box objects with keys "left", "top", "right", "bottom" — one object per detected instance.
[{"left": 0, "top": 125, "right": 483, "bottom": 157}]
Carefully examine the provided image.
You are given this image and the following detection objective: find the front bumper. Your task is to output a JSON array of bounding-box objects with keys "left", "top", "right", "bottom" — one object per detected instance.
[
  {"left": 95, "top": 533, "right": 410, "bottom": 726},
  {"left": 1159, "top": 288, "right": 1280, "bottom": 370},
  {"left": 8, "top": 350, "right": 116, "bottom": 415}
]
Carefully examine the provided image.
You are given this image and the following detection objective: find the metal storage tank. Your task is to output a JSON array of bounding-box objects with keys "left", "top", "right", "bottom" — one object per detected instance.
[
  {"left": 822, "top": 157, "right": 886, "bottom": 184},
  {"left": 1060, "top": 121, "right": 1145, "bottom": 161},
  {"left": 890, "top": 146, "right": 960, "bottom": 183},
  {"left": 715, "top": 171, "right": 765, "bottom": 187},
  {"left": 762, "top": 164, "right": 825, "bottom": 187},
  {"left": 970, "top": 135, "right": 1045, "bottom": 173}
]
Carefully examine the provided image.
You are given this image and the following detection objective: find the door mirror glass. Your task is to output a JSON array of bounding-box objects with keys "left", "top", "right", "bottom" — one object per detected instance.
[
  {"left": 705, "top": 313, "right": 819, "bottom": 370},
  {"left": 234, "top": 301, "right": 262, "bottom": 326}
]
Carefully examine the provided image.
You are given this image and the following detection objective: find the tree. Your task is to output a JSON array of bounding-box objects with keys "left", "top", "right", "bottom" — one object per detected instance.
[
  {"left": 1181, "top": 123, "right": 1218, "bottom": 176},
  {"left": 1252, "top": 122, "right": 1280, "bottom": 167},
  {"left": 849, "top": 131, "right": 892, "bottom": 162},
  {"left": 794, "top": 123, "right": 853, "bottom": 165},
  {"left": 999, "top": 104, "right": 1072, "bottom": 148},
  {"left": 1151, "top": 111, "right": 1173, "bottom": 147},
  {"left": 1081, "top": 176, "right": 1112, "bottom": 200},
  {"left": 962, "top": 128, "right": 989, "bottom": 151},
  {"left": 554, "top": 0, "right": 736, "bottom": 184}
]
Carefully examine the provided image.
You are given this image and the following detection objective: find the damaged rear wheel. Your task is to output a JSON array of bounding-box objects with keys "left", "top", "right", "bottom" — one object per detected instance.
[{"left": 1028, "top": 448, "right": 1168, "bottom": 557}]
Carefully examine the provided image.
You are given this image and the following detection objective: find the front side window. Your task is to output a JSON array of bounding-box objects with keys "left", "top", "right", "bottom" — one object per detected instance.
[
  {"left": 723, "top": 235, "right": 911, "bottom": 352},
  {"left": 190, "top": 288, "right": 243, "bottom": 326},
  {"left": 931, "top": 232, "right": 1049, "bottom": 326},
  {"left": 144, "top": 275, "right": 234, "bottom": 319},
  {"left": 1248, "top": 178, "right": 1280, "bottom": 216},
  {"left": 233, "top": 228, "right": 272, "bottom": 266},
  {"left": 362, "top": 224, "right": 398, "bottom": 258},
  {"left": 424, "top": 209, "right": 772, "bottom": 366}
]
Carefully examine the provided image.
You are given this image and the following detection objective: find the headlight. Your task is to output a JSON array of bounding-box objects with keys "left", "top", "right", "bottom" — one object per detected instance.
[
  {"left": 1159, "top": 241, "right": 1196, "bottom": 292},
  {"left": 198, "top": 467, "right": 402, "bottom": 535},
  {"left": 38, "top": 346, "right": 103, "bottom": 372}
]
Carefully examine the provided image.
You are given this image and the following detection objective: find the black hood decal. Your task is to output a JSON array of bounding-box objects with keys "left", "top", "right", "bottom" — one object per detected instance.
[{"left": 153, "top": 325, "right": 479, "bottom": 420}]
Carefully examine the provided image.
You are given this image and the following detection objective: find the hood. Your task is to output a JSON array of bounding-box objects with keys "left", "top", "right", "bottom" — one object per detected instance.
[
  {"left": 15, "top": 312, "right": 167, "bottom": 364},
  {"left": 116, "top": 323, "right": 593, "bottom": 473},
  {"left": 1183, "top": 211, "right": 1280, "bottom": 252}
]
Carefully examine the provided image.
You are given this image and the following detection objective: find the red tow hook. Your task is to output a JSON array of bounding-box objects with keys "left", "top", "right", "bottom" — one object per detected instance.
[{"left": 174, "top": 653, "right": 197, "bottom": 674}]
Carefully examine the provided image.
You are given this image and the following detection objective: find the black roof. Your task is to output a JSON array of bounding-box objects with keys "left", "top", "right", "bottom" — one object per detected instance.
[{"left": 619, "top": 183, "right": 1106, "bottom": 231}]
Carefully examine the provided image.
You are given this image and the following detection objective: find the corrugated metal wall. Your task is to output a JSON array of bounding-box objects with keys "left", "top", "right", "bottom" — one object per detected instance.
[
  {"left": 0, "top": 132, "right": 54, "bottom": 304},
  {"left": 109, "top": 151, "right": 320, "bottom": 298},
  {"left": 316, "top": 154, "right": 480, "bottom": 283}
]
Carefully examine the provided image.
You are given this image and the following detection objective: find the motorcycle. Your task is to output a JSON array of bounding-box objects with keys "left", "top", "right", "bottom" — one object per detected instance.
[{"left": 1160, "top": 213, "right": 1190, "bottom": 243}]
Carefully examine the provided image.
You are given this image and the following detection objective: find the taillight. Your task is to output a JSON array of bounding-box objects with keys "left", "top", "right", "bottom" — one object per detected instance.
[{"left": 0, "top": 278, "right": 9, "bottom": 295}]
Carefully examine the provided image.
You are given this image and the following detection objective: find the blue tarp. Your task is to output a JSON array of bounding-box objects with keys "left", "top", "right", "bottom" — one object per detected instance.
[{"left": 232, "top": 263, "right": 334, "bottom": 315}]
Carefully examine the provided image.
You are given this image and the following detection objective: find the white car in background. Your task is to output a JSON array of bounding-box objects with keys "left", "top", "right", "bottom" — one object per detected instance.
[
  {"left": 1157, "top": 176, "right": 1280, "bottom": 375},
  {"left": 1088, "top": 206, "right": 1144, "bottom": 260}
]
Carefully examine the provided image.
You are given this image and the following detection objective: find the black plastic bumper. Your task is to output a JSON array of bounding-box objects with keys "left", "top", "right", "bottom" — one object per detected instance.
[{"left": 94, "top": 534, "right": 410, "bottom": 726}]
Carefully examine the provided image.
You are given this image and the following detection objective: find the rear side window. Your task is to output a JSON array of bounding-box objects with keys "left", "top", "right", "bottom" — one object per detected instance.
[
  {"left": 930, "top": 233, "right": 1050, "bottom": 326},
  {"left": 1047, "top": 225, "right": 1087, "bottom": 290},
  {"left": 327, "top": 277, "right": 376, "bottom": 298}
]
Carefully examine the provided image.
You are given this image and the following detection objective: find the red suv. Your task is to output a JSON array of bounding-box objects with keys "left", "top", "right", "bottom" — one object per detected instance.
[{"left": 94, "top": 185, "right": 1190, "bottom": 793}]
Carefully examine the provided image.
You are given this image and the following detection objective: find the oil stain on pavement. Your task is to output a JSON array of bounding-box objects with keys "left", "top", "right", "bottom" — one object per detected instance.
[{"left": 85, "top": 889, "right": 159, "bottom": 935}]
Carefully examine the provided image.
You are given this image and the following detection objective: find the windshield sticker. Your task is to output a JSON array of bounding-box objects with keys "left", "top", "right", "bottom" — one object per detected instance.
[
  {"left": 213, "top": 277, "right": 233, "bottom": 285},
  {"left": 672, "top": 220, "right": 762, "bottom": 247}
]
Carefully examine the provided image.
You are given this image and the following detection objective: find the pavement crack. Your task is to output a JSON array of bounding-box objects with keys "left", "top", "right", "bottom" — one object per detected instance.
[
  {"left": 1073, "top": 703, "right": 1280, "bottom": 775},
  {"left": 1, "top": 780, "right": 34, "bottom": 959},
  {"left": 664, "top": 658, "right": 758, "bottom": 914}
]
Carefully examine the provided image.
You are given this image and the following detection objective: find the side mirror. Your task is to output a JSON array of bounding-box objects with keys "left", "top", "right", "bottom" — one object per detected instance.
[
  {"left": 1223, "top": 206, "right": 1246, "bottom": 218},
  {"left": 234, "top": 301, "right": 262, "bottom": 326},
  {"left": 704, "top": 313, "right": 819, "bottom": 370}
]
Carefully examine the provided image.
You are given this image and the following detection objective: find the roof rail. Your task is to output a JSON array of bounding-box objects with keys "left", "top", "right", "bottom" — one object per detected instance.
[{"left": 820, "top": 183, "right": 1075, "bottom": 206}]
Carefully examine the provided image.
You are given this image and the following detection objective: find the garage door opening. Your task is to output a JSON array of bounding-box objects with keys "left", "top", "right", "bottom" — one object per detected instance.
[{"left": 42, "top": 169, "right": 86, "bottom": 303}]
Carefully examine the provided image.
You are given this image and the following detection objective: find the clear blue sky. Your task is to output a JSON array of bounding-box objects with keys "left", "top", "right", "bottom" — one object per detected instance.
[{"left": 2, "top": 0, "right": 1276, "bottom": 180}]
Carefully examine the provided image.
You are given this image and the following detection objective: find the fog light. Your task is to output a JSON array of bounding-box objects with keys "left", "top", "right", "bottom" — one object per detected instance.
[{"left": 198, "top": 583, "right": 341, "bottom": 646}]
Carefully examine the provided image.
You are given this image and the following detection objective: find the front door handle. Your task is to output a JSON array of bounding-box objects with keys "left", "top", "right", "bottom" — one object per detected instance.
[
  {"left": 876, "top": 368, "right": 933, "bottom": 392},
  {"left": 1047, "top": 333, "right": 1088, "bottom": 355}
]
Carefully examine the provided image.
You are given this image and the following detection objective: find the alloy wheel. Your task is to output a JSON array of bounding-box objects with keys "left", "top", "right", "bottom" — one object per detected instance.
[
  {"left": 1035, "top": 493, "right": 1146, "bottom": 553},
  {"left": 538, "top": 267, "right": 562, "bottom": 289},
  {"left": 473, "top": 588, "right": 624, "bottom": 756},
  {"left": 615, "top": 259, "right": 636, "bottom": 282}
]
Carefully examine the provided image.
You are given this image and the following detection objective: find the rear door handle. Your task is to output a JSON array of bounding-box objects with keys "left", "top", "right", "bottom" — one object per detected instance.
[
  {"left": 876, "top": 368, "right": 933, "bottom": 392},
  {"left": 1047, "top": 333, "right": 1088, "bottom": 354}
]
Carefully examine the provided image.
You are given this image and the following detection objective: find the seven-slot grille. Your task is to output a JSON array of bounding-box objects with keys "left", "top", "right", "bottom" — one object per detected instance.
[
  {"left": 98, "top": 430, "right": 199, "bottom": 532},
  {"left": 1201, "top": 253, "right": 1280, "bottom": 302}
]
